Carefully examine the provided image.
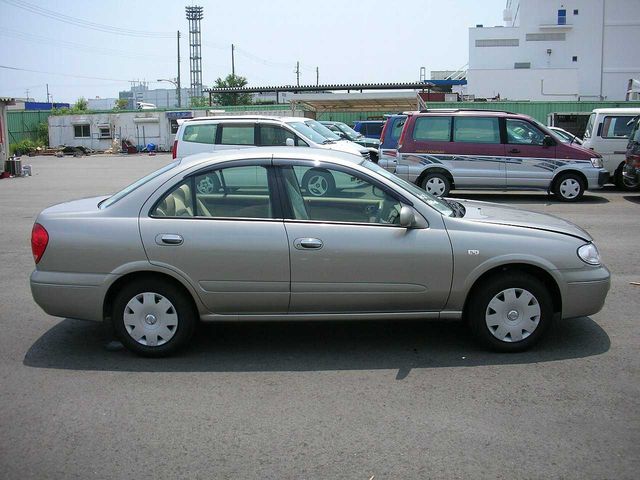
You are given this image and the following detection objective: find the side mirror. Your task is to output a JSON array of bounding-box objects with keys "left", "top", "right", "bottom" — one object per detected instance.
[
  {"left": 399, "top": 205, "right": 416, "bottom": 228},
  {"left": 285, "top": 137, "right": 295, "bottom": 147},
  {"left": 543, "top": 135, "right": 555, "bottom": 147}
]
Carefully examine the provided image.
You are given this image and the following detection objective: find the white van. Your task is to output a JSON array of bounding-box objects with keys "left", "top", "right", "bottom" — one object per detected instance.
[
  {"left": 582, "top": 108, "right": 640, "bottom": 189},
  {"left": 173, "top": 115, "right": 370, "bottom": 161}
]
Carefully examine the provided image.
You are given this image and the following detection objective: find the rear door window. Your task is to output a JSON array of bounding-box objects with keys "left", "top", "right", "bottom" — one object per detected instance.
[
  {"left": 413, "top": 116, "right": 452, "bottom": 142},
  {"left": 601, "top": 116, "right": 635, "bottom": 139},
  {"left": 219, "top": 124, "right": 256, "bottom": 145},
  {"left": 453, "top": 117, "right": 500, "bottom": 144}
]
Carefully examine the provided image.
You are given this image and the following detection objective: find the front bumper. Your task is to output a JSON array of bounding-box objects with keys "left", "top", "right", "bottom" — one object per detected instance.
[
  {"left": 584, "top": 167, "right": 609, "bottom": 190},
  {"left": 560, "top": 265, "right": 611, "bottom": 319},
  {"left": 623, "top": 163, "right": 639, "bottom": 182}
]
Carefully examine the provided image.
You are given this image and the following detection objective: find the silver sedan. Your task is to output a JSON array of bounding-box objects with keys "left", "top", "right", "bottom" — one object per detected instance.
[{"left": 30, "top": 148, "right": 610, "bottom": 356}]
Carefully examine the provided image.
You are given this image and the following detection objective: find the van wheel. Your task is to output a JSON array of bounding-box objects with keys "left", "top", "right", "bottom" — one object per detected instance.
[
  {"left": 420, "top": 172, "right": 450, "bottom": 197},
  {"left": 467, "top": 273, "right": 553, "bottom": 352},
  {"left": 553, "top": 173, "right": 585, "bottom": 201},
  {"left": 615, "top": 164, "right": 640, "bottom": 190},
  {"left": 112, "top": 278, "right": 196, "bottom": 357},
  {"left": 302, "top": 169, "right": 335, "bottom": 197}
]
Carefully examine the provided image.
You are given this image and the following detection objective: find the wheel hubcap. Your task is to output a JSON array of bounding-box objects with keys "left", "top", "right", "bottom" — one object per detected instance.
[
  {"left": 425, "top": 177, "right": 445, "bottom": 196},
  {"left": 124, "top": 292, "right": 178, "bottom": 347},
  {"left": 560, "top": 179, "right": 580, "bottom": 198},
  {"left": 485, "top": 288, "right": 541, "bottom": 342},
  {"left": 307, "top": 175, "right": 328, "bottom": 196}
]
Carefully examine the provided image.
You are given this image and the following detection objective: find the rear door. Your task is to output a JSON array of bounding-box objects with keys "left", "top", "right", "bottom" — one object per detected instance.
[
  {"left": 177, "top": 122, "right": 217, "bottom": 159},
  {"left": 503, "top": 118, "right": 557, "bottom": 188}
]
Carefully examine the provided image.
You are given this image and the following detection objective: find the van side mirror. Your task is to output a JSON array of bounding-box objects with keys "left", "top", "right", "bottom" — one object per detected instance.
[
  {"left": 285, "top": 138, "right": 295, "bottom": 146},
  {"left": 543, "top": 135, "right": 555, "bottom": 147},
  {"left": 399, "top": 205, "right": 416, "bottom": 228}
]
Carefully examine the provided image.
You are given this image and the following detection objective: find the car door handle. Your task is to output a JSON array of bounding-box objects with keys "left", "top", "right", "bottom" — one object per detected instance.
[
  {"left": 294, "top": 238, "right": 323, "bottom": 250},
  {"left": 508, "top": 148, "right": 521, "bottom": 154},
  {"left": 157, "top": 234, "right": 183, "bottom": 246}
]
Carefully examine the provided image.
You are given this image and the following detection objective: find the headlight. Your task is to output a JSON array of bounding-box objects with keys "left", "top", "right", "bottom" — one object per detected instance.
[
  {"left": 591, "top": 157, "right": 603, "bottom": 168},
  {"left": 577, "top": 243, "right": 601, "bottom": 265}
]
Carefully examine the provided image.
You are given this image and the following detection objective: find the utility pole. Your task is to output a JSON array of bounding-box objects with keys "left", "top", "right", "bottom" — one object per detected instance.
[
  {"left": 46, "top": 83, "right": 50, "bottom": 104},
  {"left": 177, "top": 30, "right": 181, "bottom": 108},
  {"left": 25, "top": 88, "right": 30, "bottom": 101},
  {"left": 295, "top": 61, "right": 300, "bottom": 86},
  {"left": 231, "top": 44, "right": 235, "bottom": 77},
  {"left": 316, "top": 67, "right": 319, "bottom": 86}
]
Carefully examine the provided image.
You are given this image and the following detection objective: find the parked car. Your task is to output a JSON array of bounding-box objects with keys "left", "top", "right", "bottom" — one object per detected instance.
[
  {"left": 622, "top": 116, "right": 640, "bottom": 188},
  {"left": 320, "top": 120, "right": 380, "bottom": 162},
  {"left": 30, "top": 148, "right": 610, "bottom": 356},
  {"left": 353, "top": 120, "right": 385, "bottom": 139},
  {"left": 548, "top": 126, "right": 583, "bottom": 145},
  {"left": 378, "top": 114, "right": 408, "bottom": 172},
  {"left": 582, "top": 107, "right": 640, "bottom": 190},
  {"left": 395, "top": 109, "right": 608, "bottom": 201}
]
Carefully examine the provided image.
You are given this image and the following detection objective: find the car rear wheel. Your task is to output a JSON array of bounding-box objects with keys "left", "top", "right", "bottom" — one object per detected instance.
[
  {"left": 112, "top": 278, "right": 196, "bottom": 357},
  {"left": 467, "top": 273, "right": 553, "bottom": 352},
  {"left": 302, "top": 169, "right": 335, "bottom": 197},
  {"left": 615, "top": 163, "right": 640, "bottom": 191},
  {"left": 553, "top": 173, "right": 585, "bottom": 202},
  {"left": 420, "top": 172, "right": 451, "bottom": 197}
]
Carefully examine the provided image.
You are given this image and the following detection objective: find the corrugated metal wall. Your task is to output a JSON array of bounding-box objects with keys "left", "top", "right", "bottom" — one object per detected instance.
[{"left": 7, "top": 110, "right": 52, "bottom": 143}]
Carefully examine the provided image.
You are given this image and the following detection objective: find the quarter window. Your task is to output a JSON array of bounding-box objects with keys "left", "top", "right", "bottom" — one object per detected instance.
[
  {"left": 282, "top": 165, "right": 402, "bottom": 225},
  {"left": 73, "top": 124, "right": 90, "bottom": 138},
  {"left": 506, "top": 119, "right": 546, "bottom": 145},
  {"left": 182, "top": 124, "right": 216, "bottom": 144},
  {"left": 413, "top": 117, "right": 451, "bottom": 142},
  {"left": 219, "top": 125, "right": 255, "bottom": 145},
  {"left": 601, "top": 116, "right": 635, "bottom": 139},
  {"left": 453, "top": 117, "right": 500, "bottom": 144}
]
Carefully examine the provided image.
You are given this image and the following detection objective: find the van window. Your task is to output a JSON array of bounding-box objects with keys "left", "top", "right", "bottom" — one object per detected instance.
[
  {"left": 506, "top": 119, "right": 545, "bottom": 145},
  {"left": 219, "top": 125, "right": 255, "bottom": 145},
  {"left": 182, "top": 124, "right": 217, "bottom": 144},
  {"left": 584, "top": 113, "right": 595, "bottom": 139},
  {"left": 391, "top": 118, "right": 406, "bottom": 141},
  {"left": 453, "top": 117, "right": 500, "bottom": 144},
  {"left": 601, "top": 116, "right": 635, "bottom": 139},
  {"left": 413, "top": 117, "right": 451, "bottom": 142}
]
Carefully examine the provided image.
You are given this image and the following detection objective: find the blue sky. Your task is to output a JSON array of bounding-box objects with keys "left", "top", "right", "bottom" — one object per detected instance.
[{"left": 0, "top": 0, "right": 505, "bottom": 103}]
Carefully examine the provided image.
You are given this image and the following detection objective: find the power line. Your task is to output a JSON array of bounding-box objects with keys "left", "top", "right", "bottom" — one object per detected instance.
[
  {"left": 0, "top": 64, "right": 132, "bottom": 83},
  {"left": 0, "top": 0, "right": 174, "bottom": 38}
]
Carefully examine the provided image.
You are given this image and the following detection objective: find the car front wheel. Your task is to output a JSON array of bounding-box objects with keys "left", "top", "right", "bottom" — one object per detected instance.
[
  {"left": 112, "top": 278, "right": 196, "bottom": 357},
  {"left": 553, "top": 172, "right": 585, "bottom": 202},
  {"left": 420, "top": 172, "right": 451, "bottom": 197},
  {"left": 467, "top": 273, "right": 553, "bottom": 352}
]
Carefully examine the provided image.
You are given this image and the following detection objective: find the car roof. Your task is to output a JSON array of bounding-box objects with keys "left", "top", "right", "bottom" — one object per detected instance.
[
  {"left": 591, "top": 108, "right": 640, "bottom": 114},
  {"left": 179, "top": 147, "right": 365, "bottom": 169}
]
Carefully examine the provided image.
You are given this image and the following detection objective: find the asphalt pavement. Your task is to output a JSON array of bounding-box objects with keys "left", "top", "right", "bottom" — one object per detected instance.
[{"left": 1, "top": 154, "right": 638, "bottom": 479}]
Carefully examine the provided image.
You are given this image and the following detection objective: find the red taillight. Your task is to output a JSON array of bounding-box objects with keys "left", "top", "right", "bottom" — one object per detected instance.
[
  {"left": 31, "top": 223, "right": 49, "bottom": 264},
  {"left": 172, "top": 140, "right": 178, "bottom": 159}
]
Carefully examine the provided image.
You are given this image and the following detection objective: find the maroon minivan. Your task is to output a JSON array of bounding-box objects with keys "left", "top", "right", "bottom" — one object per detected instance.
[{"left": 391, "top": 109, "right": 607, "bottom": 201}]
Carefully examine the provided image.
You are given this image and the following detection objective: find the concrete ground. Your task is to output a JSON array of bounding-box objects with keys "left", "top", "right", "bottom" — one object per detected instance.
[{"left": 1, "top": 154, "right": 638, "bottom": 479}]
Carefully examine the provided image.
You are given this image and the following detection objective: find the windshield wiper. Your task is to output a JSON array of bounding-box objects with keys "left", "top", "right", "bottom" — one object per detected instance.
[{"left": 322, "top": 139, "right": 335, "bottom": 144}]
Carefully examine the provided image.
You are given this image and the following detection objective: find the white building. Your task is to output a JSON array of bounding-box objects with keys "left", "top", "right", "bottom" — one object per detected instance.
[{"left": 467, "top": 0, "right": 640, "bottom": 100}]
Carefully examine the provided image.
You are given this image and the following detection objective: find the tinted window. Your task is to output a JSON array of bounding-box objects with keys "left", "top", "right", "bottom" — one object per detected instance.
[
  {"left": 182, "top": 124, "right": 217, "bottom": 144},
  {"left": 413, "top": 117, "right": 451, "bottom": 142},
  {"left": 601, "top": 116, "right": 635, "bottom": 139},
  {"left": 453, "top": 117, "right": 500, "bottom": 144},
  {"left": 281, "top": 165, "right": 402, "bottom": 225},
  {"left": 260, "top": 125, "right": 295, "bottom": 146},
  {"left": 219, "top": 125, "right": 255, "bottom": 145},
  {"left": 193, "top": 165, "right": 273, "bottom": 219},
  {"left": 506, "top": 119, "right": 546, "bottom": 145},
  {"left": 366, "top": 123, "right": 383, "bottom": 137},
  {"left": 391, "top": 118, "right": 406, "bottom": 141}
]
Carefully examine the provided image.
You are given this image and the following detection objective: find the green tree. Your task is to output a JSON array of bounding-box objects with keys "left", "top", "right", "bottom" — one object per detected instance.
[
  {"left": 114, "top": 98, "right": 129, "bottom": 110},
  {"left": 74, "top": 97, "right": 88, "bottom": 111},
  {"left": 211, "top": 74, "right": 252, "bottom": 106},
  {"left": 189, "top": 96, "right": 209, "bottom": 108}
]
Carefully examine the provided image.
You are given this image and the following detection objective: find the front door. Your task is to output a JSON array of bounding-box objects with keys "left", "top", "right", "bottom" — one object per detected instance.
[
  {"left": 276, "top": 161, "right": 453, "bottom": 313},
  {"left": 139, "top": 161, "right": 290, "bottom": 315}
]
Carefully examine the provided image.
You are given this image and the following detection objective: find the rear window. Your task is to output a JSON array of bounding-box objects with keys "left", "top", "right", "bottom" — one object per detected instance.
[
  {"left": 364, "top": 122, "right": 383, "bottom": 137},
  {"left": 391, "top": 118, "right": 406, "bottom": 141},
  {"left": 453, "top": 117, "right": 500, "bottom": 144},
  {"left": 182, "top": 124, "right": 217, "bottom": 144},
  {"left": 413, "top": 116, "right": 451, "bottom": 142},
  {"left": 601, "top": 116, "right": 635, "bottom": 139},
  {"left": 219, "top": 125, "right": 255, "bottom": 145}
]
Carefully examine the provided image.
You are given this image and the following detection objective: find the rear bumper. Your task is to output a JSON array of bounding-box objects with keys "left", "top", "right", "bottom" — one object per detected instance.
[{"left": 560, "top": 266, "right": 611, "bottom": 319}]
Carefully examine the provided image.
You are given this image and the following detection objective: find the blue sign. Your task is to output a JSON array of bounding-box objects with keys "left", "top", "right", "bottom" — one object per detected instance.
[{"left": 166, "top": 111, "right": 193, "bottom": 119}]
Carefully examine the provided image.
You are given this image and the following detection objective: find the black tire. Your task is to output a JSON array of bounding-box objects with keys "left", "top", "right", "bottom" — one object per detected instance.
[
  {"left": 112, "top": 278, "right": 196, "bottom": 357},
  {"left": 467, "top": 272, "right": 553, "bottom": 352},
  {"left": 552, "top": 172, "right": 585, "bottom": 202},
  {"left": 420, "top": 172, "right": 451, "bottom": 197},
  {"left": 301, "top": 168, "right": 336, "bottom": 197},
  {"left": 614, "top": 163, "right": 640, "bottom": 191}
]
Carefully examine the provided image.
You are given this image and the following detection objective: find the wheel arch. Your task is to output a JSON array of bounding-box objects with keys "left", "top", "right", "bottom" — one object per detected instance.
[
  {"left": 415, "top": 167, "right": 455, "bottom": 189},
  {"left": 550, "top": 168, "right": 588, "bottom": 192}
]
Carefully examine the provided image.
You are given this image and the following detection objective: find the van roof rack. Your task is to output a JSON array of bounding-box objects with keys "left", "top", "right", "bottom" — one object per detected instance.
[{"left": 418, "top": 108, "right": 516, "bottom": 114}]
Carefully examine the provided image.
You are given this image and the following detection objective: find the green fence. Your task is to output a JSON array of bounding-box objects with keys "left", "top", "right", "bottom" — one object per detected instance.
[{"left": 7, "top": 110, "right": 52, "bottom": 144}]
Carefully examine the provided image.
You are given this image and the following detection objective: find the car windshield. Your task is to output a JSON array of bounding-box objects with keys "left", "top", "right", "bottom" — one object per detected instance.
[
  {"left": 99, "top": 161, "right": 179, "bottom": 209},
  {"left": 584, "top": 113, "right": 596, "bottom": 139},
  {"left": 335, "top": 122, "right": 362, "bottom": 140},
  {"left": 286, "top": 121, "right": 331, "bottom": 144},
  {"left": 550, "top": 128, "right": 572, "bottom": 143},
  {"left": 631, "top": 119, "right": 640, "bottom": 144},
  {"left": 362, "top": 161, "right": 455, "bottom": 217},
  {"left": 304, "top": 120, "right": 341, "bottom": 141}
]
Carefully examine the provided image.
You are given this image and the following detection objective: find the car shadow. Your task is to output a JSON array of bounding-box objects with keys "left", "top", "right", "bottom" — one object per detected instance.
[
  {"left": 623, "top": 195, "right": 640, "bottom": 204},
  {"left": 23, "top": 317, "right": 610, "bottom": 378},
  {"left": 450, "top": 192, "right": 609, "bottom": 205}
]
